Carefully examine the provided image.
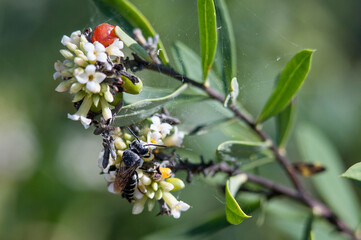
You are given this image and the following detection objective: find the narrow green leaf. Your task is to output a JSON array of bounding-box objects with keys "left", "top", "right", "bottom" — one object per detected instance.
[
  {"left": 172, "top": 41, "right": 223, "bottom": 90},
  {"left": 303, "top": 214, "right": 314, "bottom": 240},
  {"left": 214, "top": 0, "right": 237, "bottom": 93},
  {"left": 113, "top": 84, "right": 188, "bottom": 126},
  {"left": 114, "top": 26, "right": 153, "bottom": 63},
  {"left": 276, "top": 100, "right": 295, "bottom": 148},
  {"left": 257, "top": 50, "right": 314, "bottom": 123},
  {"left": 225, "top": 176, "right": 251, "bottom": 225},
  {"left": 217, "top": 140, "right": 269, "bottom": 162},
  {"left": 93, "top": 0, "right": 169, "bottom": 64},
  {"left": 297, "top": 123, "right": 360, "bottom": 228},
  {"left": 198, "top": 0, "right": 218, "bottom": 84},
  {"left": 341, "top": 162, "right": 361, "bottom": 182}
]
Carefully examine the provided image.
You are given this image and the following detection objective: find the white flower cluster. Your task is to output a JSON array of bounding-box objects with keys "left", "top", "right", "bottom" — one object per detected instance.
[
  {"left": 147, "top": 116, "right": 185, "bottom": 150},
  {"left": 98, "top": 115, "right": 189, "bottom": 218},
  {"left": 53, "top": 30, "right": 124, "bottom": 128}
]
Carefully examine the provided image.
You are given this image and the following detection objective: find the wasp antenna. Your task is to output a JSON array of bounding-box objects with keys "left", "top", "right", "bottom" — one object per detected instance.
[{"left": 126, "top": 126, "right": 140, "bottom": 141}]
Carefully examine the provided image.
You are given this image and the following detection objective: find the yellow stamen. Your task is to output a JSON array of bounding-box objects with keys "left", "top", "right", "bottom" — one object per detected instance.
[{"left": 160, "top": 167, "right": 172, "bottom": 179}]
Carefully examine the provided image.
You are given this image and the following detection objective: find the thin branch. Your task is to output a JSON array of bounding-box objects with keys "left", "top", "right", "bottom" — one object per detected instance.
[
  {"left": 171, "top": 160, "right": 357, "bottom": 240},
  {"left": 126, "top": 57, "right": 357, "bottom": 240}
]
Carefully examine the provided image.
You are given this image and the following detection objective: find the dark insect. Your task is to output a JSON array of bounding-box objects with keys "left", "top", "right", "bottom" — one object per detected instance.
[
  {"left": 113, "top": 127, "right": 165, "bottom": 202},
  {"left": 293, "top": 162, "right": 326, "bottom": 177}
]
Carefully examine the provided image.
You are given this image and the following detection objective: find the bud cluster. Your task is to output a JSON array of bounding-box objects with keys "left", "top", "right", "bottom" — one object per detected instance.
[{"left": 53, "top": 27, "right": 143, "bottom": 128}]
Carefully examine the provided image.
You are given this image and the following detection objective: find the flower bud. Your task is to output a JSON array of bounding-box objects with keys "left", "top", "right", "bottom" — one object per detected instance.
[
  {"left": 159, "top": 181, "right": 174, "bottom": 192},
  {"left": 155, "top": 189, "right": 163, "bottom": 200},
  {"left": 151, "top": 182, "right": 158, "bottom": 191},
  {"left": 66, "top": 42, "right": 78, "bottom": 52},
  {"left": 141, "top": 174, "right": 152, "bottom": 186},
  {"left": 70, "top": 82, "right": 83, "bottom": 94},
  {"left": 145, "top": 188, "right": 155, "bottom": 199},
  {"left": 148, "top": 199, "right": 155, "bottom": 211},
  {"left": 114, "top": 137, "right": 127, "bottom": 150},
  {"left": 74, "top": 57, "right": 88, "bottom": 67},
  {"left": 132, "top": 195, "right": 147, "bottom": 215},
  {"left": 72, "top": 91, "right": 86, "bottom": 102},
  {"left": 55, "top": 78, "right": 75, "bottom": 92},
  {"left": 166, "top": 178, "right": 185, "bottom": 191},
  {"left": 60, "top": 49, "right": 74, "bottom": 60},
  {"left": 121, "top": 76, "right": 143, "bottom": 95}
]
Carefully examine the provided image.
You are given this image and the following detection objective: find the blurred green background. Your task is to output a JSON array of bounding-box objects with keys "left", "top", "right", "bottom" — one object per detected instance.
[{"left": 0, "top": 0, "right": 360, "bottom": 239}]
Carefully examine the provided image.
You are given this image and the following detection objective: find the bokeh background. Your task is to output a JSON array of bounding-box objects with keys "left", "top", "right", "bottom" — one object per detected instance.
[{"left": 0, "top": 0, "right": 360, "bottom": 239}]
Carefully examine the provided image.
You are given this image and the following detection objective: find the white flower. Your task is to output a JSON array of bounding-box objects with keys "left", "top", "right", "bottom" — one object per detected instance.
[
  {"left": 61, "top": 30, "right": 81, "bottom": 46},
  {"left": 164, "top": 127, "right": 185, "bottom": 147},
  {"left": 162, "top": 191, "right": 190, "bottom": 219},
  {"left": 67, "top": 95, "right": 92, "bottom": 129},
  {"left": 150, "top": 116, "right": 172, "bottom": 137},
  {"left": 75, "top": 65, "right": 106, "bottom": 93},
  {"left": 106, "top": 39, "right": 124, "bottom": 57},
  {"left": 147, "top": 131, "right": 163, "bottom": 148},
  {"left": 83, "top": 41, "right": 107, "bottom": 63}
]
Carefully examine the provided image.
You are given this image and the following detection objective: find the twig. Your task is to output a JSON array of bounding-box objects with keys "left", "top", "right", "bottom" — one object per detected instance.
[
  {"left": 170, "top": 160, "right": 357, "bottom": 240},
  {"left": 125, "top": 58, "right": 357, "bottom": 239}
]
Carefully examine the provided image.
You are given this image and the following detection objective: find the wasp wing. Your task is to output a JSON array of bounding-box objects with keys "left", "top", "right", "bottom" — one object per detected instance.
[{"left": 113, "top": 163, "right": 140, "bottom": 193}]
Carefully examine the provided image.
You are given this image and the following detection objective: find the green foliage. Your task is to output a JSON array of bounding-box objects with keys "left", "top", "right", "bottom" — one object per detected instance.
[
  {"left": 198, "top": 0, "right": 218, "bottom": 84},
  {"left": 257, "top": 50, "right": 314, "bottom": 123},
  {"left": 341, "top": 162, "right": 361, "bottom": 182},
  {"left": 217, "top": 140, "right": 269, "bottom": 162},
  {"left": 114, "top": 26, "right": 153, "bottom": 62},
  {"left": 172, "top": 41, "right": 223, "bottom": 90},
  {"left": 93, "top": 0, "right": 169, "bottom": 64},
  {"left": 225, "top": 175, "right": 251, "bottom": 224},
  {"left": 276, "top": 101, "right": 295, "bottom": 148},
  {"left": 113, "top": 84, "right": 188, "bottom": 126},
  {"left": 297, "top": 123, "right": 360, "bottom": 227},
  {"left": 214, "top": 0, "right": 237, "bottom": 94}
]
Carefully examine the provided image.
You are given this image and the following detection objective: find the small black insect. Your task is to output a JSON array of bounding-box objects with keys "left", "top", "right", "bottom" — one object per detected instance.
[{"left": 113, "top": 127, "right": 165, "bottom": 202}]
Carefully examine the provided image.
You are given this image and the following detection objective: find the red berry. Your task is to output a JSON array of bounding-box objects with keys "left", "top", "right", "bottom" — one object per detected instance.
[{"left": 91, "top": 23, "right": 119, "bottom": 47}]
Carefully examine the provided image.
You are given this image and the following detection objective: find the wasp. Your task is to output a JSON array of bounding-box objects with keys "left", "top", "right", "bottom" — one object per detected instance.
[{"left": 113, "top": 128, "right": 164, "bottom": 202}]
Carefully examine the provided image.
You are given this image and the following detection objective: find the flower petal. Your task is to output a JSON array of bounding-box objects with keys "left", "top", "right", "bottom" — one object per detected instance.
[
  {"left": 83, "top": 42, "right": 95, "bottom": 52},
  {"left": 85, "top": 64, "right": 96, "bottom": 74},
  {"left": 75, "top": 73, "right": 89, "bottom": 84},
  {"left": 93, "top": 72, "right": 106, "bottom": 83},
  {"left": 86, "top": 81, "right": 101, "bottom": 93}
]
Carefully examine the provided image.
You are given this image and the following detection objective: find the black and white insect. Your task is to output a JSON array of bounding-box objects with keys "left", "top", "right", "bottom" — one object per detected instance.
[{"left": 113, "top": 127, "right": 165, "bottom": 202}]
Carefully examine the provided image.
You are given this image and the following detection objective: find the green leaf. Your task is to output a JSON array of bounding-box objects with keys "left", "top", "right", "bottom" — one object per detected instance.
[
  {"left": 257, "top": 50, "right": 314, "bottom": 123},
  {"left": 214, "top": 0, "right": 236, "bottom": 93},
  {"left": 217, "top": 140, "right": 269, "bottom": 162},
  {"left": 143, "top": 212, "right": 229, "bottom": 240},
  {"left": 114, "top": 26, "right": 153, "bottom": 63},
  {"left": 172, "top": 41, "right": 223, "bottom": 90},
  {"left": 189, "top": 117, "right": 237, "bottom": 136},
  {"left": 303, "top": 214, "right": 314, "bottom": 240},
  {"left": 297, "top": 123, "right": 360, "bottom": 228},
  {"left": 93, "top": 0, "right": 169, "bottom": 65},
  {"left": 341, "top": 162, "right": 361, "bottom": 182},
  {"left": 276, "top": 100, "right": 295, "bottom": 148},
  {"left": 225, "top": 175, "right": 251, "bottom": 225},
  {"left": 198, "top": 0, "right": 218, "bottom": 84},
  {"left": 113, "top": 84, "right": 188, "bottom": 126}
]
